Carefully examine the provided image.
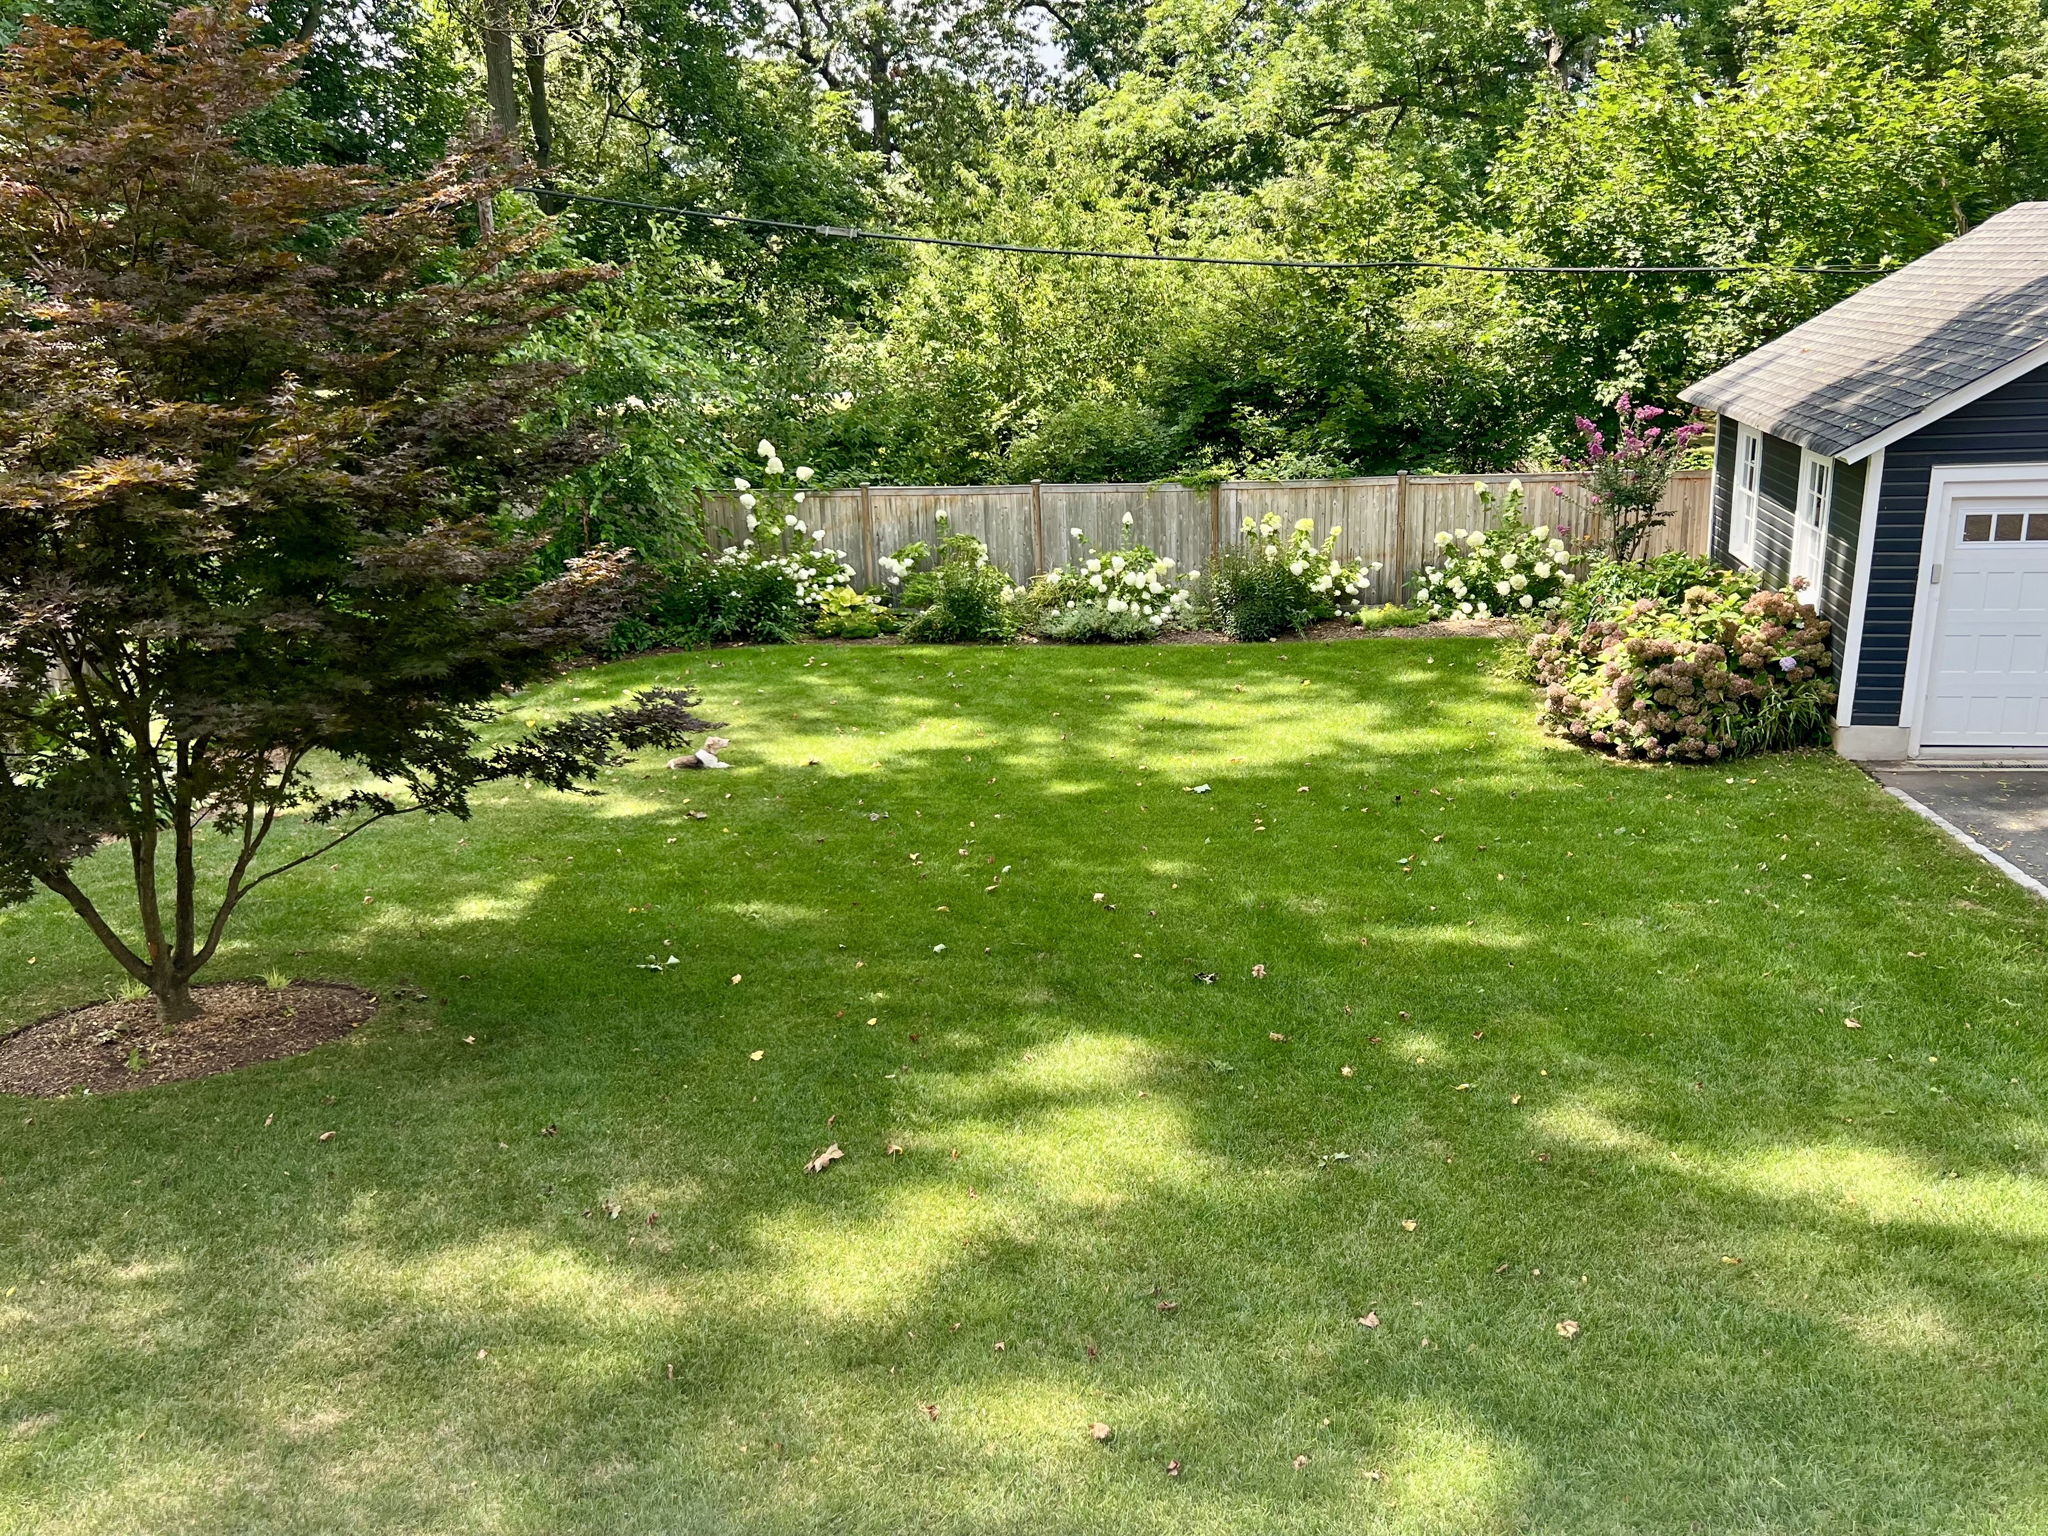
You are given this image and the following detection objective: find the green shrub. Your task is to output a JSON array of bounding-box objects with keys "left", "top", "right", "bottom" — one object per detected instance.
[
  {"left": 1035, "top": 600, "right": 1158, "bottom": 642},
  {"left": 1557, "top": 552, "right": 1746, "bottom": 626},
  {"left": 1529, "top": 584, "right": 1836, "bottom": 762},
  {"left": 899, "top": 529, "right": 1017, "bottom": 643},
  {"left": 1414, "top": 484, "right": 1574, "bottom": 620},
  {"left": 1354, "top": 603, "right": 1430, "bottom": 631},
  {"left": 1202, "top": 513, "right": 1379, "bottom": 641}
]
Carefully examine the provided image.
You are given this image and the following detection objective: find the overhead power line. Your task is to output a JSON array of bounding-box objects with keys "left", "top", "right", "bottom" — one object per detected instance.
[{"left": 521, "top": 185, "right": 1895, "bottom": 276}]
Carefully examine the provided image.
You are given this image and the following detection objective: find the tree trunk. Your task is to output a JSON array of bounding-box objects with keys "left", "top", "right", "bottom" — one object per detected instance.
[
  {"left": 523, "top": 32, "right": 553, "bottom": 171},
  {"left": 481, "top": 5, "right": 522, "bottom": 141},
  {"left": 155, "top": 974, "right": 200, "bottom": 1029}
]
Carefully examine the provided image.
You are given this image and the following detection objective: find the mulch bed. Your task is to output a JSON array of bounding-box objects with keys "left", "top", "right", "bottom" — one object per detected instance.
[{"left": 0, "top": 981, "right": 377, "bottom": 1098}]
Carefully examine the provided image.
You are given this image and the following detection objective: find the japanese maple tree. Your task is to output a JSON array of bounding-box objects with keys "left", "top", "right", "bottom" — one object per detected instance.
[{"left": 0, "top": 5, "right": 709, "bottom": 1024}]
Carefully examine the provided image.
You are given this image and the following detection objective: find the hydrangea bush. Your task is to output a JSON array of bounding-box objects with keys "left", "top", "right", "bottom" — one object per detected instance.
[
  {"left": 891, "top": 517, "right": 1018, "bottom": 642},
  {"left": 1529, "top": 579, "right": 1836, "bottom": 761},
  {"left": 1414, "top": 485, "right": 1573, "bottom": 621},
  {"left": 1203, "top": 514, "right": 1379, "bottom": 641},
  {"left": 622, "top": 440, "right": 856, "bottom": 647},
  {"left": 1025, "top": 515, "right": 1196, "bottom": 640}
]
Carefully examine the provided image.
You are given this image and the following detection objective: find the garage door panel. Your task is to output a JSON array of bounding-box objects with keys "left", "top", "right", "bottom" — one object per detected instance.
[{"left": 1921, "top": 482, "right": 2048, "bottom": 749}]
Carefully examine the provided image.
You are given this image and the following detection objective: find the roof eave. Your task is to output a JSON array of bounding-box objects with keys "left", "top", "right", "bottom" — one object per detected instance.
[{"left": 1682, "top": 333, "right": 2048, "bottom": 465}]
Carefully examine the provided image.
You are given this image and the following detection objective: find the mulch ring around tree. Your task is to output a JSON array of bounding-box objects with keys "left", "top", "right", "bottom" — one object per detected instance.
[{"left": 0, "top": 981, "right": 377, "bottom": 1098}]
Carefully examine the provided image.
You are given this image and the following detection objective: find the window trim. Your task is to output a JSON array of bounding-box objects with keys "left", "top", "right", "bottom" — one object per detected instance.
[
  {"left": 1792, "top": 448, "right": 1832, "bottom": 608},
  {"left": 1729, "top": 424, "right": 1762, "bottom": 565}
]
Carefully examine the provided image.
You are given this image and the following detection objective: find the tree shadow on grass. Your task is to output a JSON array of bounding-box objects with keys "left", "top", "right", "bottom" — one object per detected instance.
[{"left": 3, "top": 639, "right": 2047, "bottom": 1533}]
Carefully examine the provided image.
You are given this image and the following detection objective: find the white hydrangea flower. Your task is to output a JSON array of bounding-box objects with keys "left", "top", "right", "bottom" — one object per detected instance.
[
  {"left": 766, "top": 455, "right": 785, "bottom": 475},
  {"left": 739, "top": 493, "right": 757, "bottom": 510},
  {"left": 733, "top": 476, "right": 751, "bottom": 492},
  {"left": 1289, "top": 560, "right": 1308, "bottom": 576},
  {"left": 757, "top": 439, "right": 776, "bottom": 458},
  {"left": 795, "top": 465, "right": 815, "bottom": 481}
]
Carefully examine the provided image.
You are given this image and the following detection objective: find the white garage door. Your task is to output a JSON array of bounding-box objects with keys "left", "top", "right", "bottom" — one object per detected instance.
[{"left": 1921, "top": 483, "right": 2048, "bottom": 749}]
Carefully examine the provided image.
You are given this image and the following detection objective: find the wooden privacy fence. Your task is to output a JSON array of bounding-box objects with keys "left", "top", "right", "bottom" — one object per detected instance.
[{"left": 699, "top": 470, "right": 1712, "bottom": 602}]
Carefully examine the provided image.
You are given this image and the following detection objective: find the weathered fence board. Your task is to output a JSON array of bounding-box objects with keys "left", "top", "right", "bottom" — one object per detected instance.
[{"left": 702, "top": 470, "right": 1712, "bottom": 601}]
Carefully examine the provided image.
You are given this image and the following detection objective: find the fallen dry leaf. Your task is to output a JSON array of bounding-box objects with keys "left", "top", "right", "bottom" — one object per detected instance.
[
  {"left": 730, "top": 974, "right": 743, "bottom": 985},
  {"left": 1359, "top": 1312, "right": 1379, "bottom": 1328},
  {"left": 1090, "top": 1422, "right": 1113, "bottom": 1442},
  {"left": 316, "top": 1130, "right": 336, "bottom": 1142},
  {"left": 1845, "top": 1018, "right": 1862, "bottom": 1029},
  {"left": 1251, "top": 964, "right": 1268, "bottom": 978},
  {"left": 1292, "top": 1454, "right": 1310, "bottom": 1470},
  {"left": 1268, "top": 1031, "right": 1289, "bottom": 1042},
  {"left": 1340, "top": 1065, "right": 1355, "bottom": 1077},
  {"left": 1556, "top": 1319, "right": 1581, "bottom": 1339},
  {"left": 749, "top": 1049, "right": 765, "bottom": 1061},
  {"left": 1364, "top": 1469, "right": 1387, "bottom": 1483},
  {"left": 804, "top": 1143, "right": 844, "bottom": 1174},
  {"left": 1166, "top": 1460, "right": 1183, "bottom": 1477},
  {"left": 1400, "top": 1219, "right": 1417, "bottom": 1232},
  {"left": 920, "top": 1403, "right": 938, "bottom": 1420}
]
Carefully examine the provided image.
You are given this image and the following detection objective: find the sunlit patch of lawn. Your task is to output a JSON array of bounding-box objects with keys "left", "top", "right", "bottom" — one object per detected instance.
[{"left": 2, "top": 637, "right": 2046, "bottom": 1534}]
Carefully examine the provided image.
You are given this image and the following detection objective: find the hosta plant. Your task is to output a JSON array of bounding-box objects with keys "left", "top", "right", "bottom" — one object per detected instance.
[
  {"left": 1414, "top": 485, "right": 1574, "bottom": 621},
  {"left": 1529, "top": 580, "right": 1836, "bottom": 762},
  {"left": 810, "top": 586, "right": 897, "bottom": 638}
]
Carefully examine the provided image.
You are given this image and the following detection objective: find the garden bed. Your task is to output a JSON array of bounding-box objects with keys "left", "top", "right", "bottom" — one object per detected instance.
[{"left": 0, "top": 980, "right": 375, "bottom": 1097}]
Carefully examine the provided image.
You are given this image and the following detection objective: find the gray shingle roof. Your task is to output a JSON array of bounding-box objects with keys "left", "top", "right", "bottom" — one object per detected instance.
[{"left": 1679, "top": 202, "right": 2048, "bottom": 458}]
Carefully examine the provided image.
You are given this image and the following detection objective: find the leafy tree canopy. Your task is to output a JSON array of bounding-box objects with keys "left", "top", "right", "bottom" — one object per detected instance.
[{"left": 0, "top": 5, "right": 710, "bottom": 1022}]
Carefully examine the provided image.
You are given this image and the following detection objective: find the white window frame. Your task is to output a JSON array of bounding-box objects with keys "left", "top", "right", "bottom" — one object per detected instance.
[
  {"left": 1792, "top": 449, "right": 1832, "bottom": 608},
  {"left": 1728, "top": 424, "right": 1762, "bottom": 565}
]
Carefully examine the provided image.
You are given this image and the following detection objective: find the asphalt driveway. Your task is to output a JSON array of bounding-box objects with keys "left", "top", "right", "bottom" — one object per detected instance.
[{"left": 1871, "top": 768, "right": 2048, "bottom": 893}]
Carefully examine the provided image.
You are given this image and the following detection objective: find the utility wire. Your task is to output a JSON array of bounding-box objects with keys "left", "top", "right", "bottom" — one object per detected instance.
[{"left": 521, "top": 185, "right": 1894, "bottom": 276}]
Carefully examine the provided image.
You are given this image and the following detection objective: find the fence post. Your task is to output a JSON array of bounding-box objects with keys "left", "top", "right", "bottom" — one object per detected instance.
[
  {"left": 1393, "top": 471, "right": 1410, "bottom": 599},
  {"left": 1208, "top": 482, "right": 1222, "bottom": 568},
  {"left": 1030, "top": 480, "right": 1045, "bottom": 576},
  {"left": 858, "top": 484, "right": 874, "bottom": 587}
]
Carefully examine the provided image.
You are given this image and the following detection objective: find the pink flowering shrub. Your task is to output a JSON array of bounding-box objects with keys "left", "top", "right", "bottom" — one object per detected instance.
[
  {"left": 1562, "top": 394, "right": 1710, "bottom": 560},
  {"left": 1529, "top": 581, "right": 1836, "bottom": 761}
]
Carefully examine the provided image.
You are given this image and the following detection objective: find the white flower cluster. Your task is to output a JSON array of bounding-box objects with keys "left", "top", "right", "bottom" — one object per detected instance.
[
  {"left": 1415, "top": 488, "right": 1573, "bottom": 620},
  {"left": 716, "top": 440, "right": 851, "bottom": 614},
  {"left": 1035, "top": 526, "right": 1194, "bottom": 630},
  {"left": 1245, "top": 513, "right": 1379, "bottom": 609},
  {"left": 711, "top": 524, "right": 856, "bottom": 614}
]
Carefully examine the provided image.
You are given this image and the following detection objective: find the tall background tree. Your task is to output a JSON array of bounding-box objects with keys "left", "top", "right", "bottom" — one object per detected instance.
[
  {"left": 19, "top": 0, "right": 2044, "bottom": 495},
  {"left": 0, "top": 5, "right": 711, "bottom": 1023}
]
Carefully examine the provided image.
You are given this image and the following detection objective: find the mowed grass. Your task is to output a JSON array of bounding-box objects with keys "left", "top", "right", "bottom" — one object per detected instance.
[{"left": 3, "top": 638, "right": 2048, "bottom": 1535}]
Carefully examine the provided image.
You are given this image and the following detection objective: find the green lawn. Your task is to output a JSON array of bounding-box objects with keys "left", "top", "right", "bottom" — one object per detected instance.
[{"left": 4, "top": 638, "right": 2047, "bottom": 1535}]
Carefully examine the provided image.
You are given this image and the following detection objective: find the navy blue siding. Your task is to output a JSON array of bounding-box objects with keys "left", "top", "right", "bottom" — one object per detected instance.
[
  {"left": 1851, "top": 363, "right": 2048, "bottom": 726},
  {"left": 1823, "top": 456, "right": 1865, "bottom": 642},
  {"left": 1755, "top": 431, "right": 1800, "bottom": 580}
]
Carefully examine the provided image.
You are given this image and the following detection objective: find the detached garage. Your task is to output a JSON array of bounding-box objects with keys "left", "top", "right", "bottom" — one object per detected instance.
[{"left": 1681, "top": 201, "right": 2048, "bottom": 761}]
